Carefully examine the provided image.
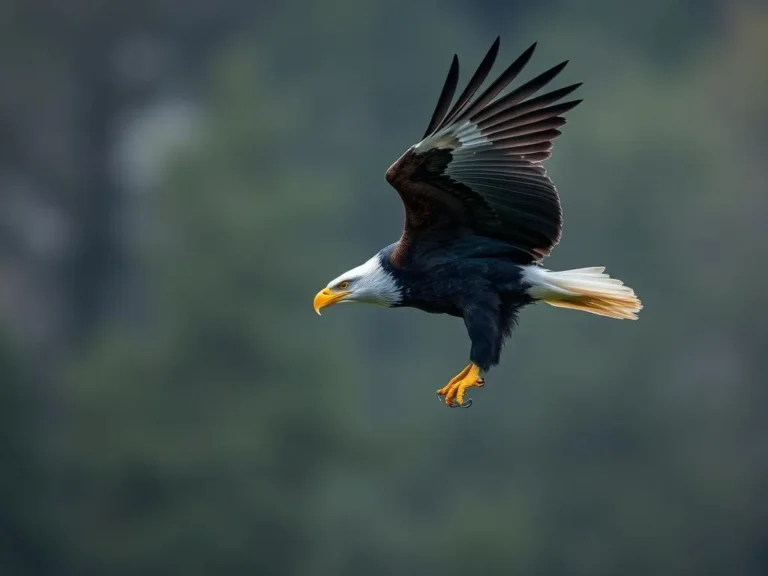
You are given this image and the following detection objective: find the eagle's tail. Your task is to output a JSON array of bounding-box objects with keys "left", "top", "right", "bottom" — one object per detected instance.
[{"left": 522, "top": 266, "right": 642, "bottom": 320}]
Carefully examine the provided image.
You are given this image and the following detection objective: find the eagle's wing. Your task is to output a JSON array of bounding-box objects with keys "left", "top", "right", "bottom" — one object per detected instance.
[{"left": 385, "top": 38, "right": 581, "bottom": 267}]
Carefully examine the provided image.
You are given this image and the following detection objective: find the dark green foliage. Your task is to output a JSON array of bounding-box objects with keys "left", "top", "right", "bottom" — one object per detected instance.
[
  {"left": 2, "top": 0, "right": 768, "bottom": 575},
  {"left": 0, "top": 336, "right": 51, "bottom": 576}
]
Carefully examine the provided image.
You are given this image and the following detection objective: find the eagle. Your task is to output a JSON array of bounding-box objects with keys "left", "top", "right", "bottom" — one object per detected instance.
[{"left": 313, "top": 38, "right": 642, "bottom": 408}]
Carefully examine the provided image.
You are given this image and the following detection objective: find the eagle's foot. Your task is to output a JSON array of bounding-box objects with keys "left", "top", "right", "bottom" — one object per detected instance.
[{"left": 436, "top": 363, "right": 484, "bottom": 408}]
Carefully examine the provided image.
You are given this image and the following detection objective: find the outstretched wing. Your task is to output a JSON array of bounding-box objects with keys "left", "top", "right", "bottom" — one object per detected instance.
[{"left": 385, "top": 37, "right": 582, "bottom": 268}]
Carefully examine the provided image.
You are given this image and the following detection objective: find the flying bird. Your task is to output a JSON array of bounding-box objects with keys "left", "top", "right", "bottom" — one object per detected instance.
[{"left": 313, "top": 38, "right": 641, "bottom": 408}]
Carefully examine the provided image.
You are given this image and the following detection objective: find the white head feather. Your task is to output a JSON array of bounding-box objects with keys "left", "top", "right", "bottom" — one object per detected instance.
[{"left": 327, "top": 254, "right": 401, "bottom": 307}]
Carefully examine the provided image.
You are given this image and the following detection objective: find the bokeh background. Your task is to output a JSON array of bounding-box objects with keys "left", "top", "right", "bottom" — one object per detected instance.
[{"left": 2, "top": 0, "right": 767, "bottom": 574}]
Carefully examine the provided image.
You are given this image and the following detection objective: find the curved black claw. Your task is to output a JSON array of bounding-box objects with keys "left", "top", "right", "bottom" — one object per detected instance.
[{"left": 449, "top": 398, "right": 473, "bottom": 408}]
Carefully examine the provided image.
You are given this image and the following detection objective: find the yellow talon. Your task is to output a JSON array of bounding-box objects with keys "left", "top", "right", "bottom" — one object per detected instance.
[
  {"left": 436, "top": 364, "right": 471, "bottom": 398},
  {"left": 436, "top": 363, "right": 484, "bottom": 407}
]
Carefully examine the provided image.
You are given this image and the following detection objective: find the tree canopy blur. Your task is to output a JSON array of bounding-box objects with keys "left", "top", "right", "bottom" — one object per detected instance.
[{"left": 1, "top": 0, "right": 767, "bottom": 575}]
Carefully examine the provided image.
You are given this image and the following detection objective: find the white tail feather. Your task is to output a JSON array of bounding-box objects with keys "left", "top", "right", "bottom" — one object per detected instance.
[{"left": 522, "top": 266, "right": 642, "bottom": 320}]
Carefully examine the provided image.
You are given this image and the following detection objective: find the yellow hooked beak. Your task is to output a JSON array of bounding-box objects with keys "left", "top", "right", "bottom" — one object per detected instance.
[{"left": 313, "top": 288, "right": 352, "bottom": 315}]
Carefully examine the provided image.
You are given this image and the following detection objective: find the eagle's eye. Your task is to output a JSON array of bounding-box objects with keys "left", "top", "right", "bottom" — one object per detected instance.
[{"left": 337, "top": 281, "right": 350, "bottom": 290}]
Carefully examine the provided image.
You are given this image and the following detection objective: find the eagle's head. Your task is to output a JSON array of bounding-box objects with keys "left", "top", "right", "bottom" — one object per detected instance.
[{"left": 313, "top": 252, "right": 402, "bottom": 315}]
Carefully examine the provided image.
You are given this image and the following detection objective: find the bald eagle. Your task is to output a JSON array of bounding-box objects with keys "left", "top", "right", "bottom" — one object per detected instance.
[{"left": 314, "top": 38, "right": 641, "bottom": 408}]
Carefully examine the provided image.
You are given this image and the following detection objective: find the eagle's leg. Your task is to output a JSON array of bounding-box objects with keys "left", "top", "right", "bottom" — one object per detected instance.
[
  {"left": 437, "top": 298, "right": 500, "bottom": 408},
  {"left": 436, "top": 363, "right": 485, "bottom": 408}
]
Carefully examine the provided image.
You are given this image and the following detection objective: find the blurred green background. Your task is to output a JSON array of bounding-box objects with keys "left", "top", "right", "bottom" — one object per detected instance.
[{"left": 1, "top": 0, "right": 767, "bottom": 574}]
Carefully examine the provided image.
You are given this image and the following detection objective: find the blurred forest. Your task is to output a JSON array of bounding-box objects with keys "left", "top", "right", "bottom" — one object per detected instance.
[{"left": 1, "top": 0, "right": 767, "bottom": 574}]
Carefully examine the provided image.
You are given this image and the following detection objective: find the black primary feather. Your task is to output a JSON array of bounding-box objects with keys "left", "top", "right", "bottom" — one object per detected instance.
[
  {"left": 385, "top": 38, "right": 583, "bottom": 267},
  {"left": 435, "top": 37, "right": 501, "bottom": 133},
  {"left": 422, "top": 55, "right": 459, "bottom": 139}
]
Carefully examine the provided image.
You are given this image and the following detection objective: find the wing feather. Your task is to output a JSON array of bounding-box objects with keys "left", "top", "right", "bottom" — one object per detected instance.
[
  {"left": 433, "top": 37, "right": 501, "bottom": 133},
  {"left": 447, "top": 42, "right": 538, "bottom": 127},
  {"left": 421, "top": 55, "right": 459, "bottom": 139},
  {"left": 385, "top": 38, "right": 582, "bottom": 267},
  {"left": 469, "top": 62, "right": 572, "bottom": 124}
]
